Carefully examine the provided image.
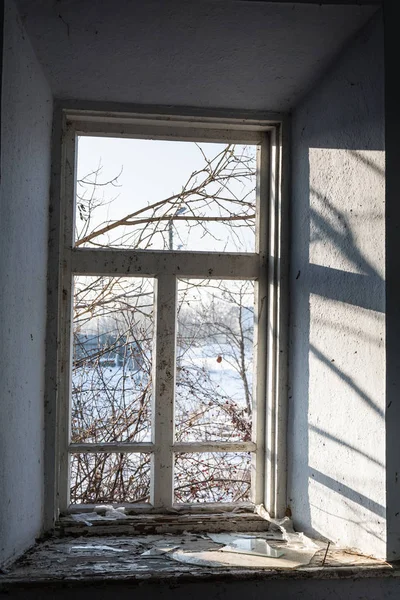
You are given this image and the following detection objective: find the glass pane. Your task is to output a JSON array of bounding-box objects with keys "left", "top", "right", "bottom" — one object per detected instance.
[
  {"left": 174, "top": 452, "right": 251, "bottom": 503},
  {"left": 72, "top": 276, "right": 153, "bottom": 443},
  {"left": 75, "top": 137, "right": 256, "bottom": 252},
  {"left": 176, "top": 280, "right": 254, "bottom": 442},
  {"left": 70, "top": 453, "right": 150, "bottom": 504}
]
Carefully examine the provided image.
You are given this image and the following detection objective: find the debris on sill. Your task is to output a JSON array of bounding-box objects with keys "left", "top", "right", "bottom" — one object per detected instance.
[
  {"left": 221, "top": 537, "right": 284, "bottom": 558},
  {"left": 51, "top": 504, "right": 385, "bottom": 571},
  {"left": 141, "top": 543, "right": 180, "bottom": 557},
  {"left": 1, "top": 505, "right": 389, "bottom": 583},
  {"left": 169, "top": 513, "right": 321, "bottom": 570},
  {"left": 0, "top": 530, "right": 390, "bottom": 586},
  {"left": 71, "top": 505, "right": 128, "bottom": 526}
]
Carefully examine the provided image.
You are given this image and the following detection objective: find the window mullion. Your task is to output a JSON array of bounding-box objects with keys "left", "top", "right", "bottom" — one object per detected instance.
[
  {"left": 58, "top": 124, "right": 77, "bottom": 514},
  {"left": 151, "top": 274, "right": 177, "bottom": 509},
  {"left": 70, "top": 249, "right": 259, "bottom": 280},
  {"left": 252, "top": 132, "right": 270, "bottom": 506}
]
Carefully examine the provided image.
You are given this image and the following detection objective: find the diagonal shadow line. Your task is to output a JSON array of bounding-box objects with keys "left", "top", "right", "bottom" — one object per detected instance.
[
  {"left": 308, "top": 264, "right": 384, "bottom": 313},
  {"left": 309, "top": 502, "right": 386, "bottom": 544},
  {"left": 309, "top": 264, "right": 385, "bottom": 313},
  {"left": 348, "top": 150, "right": 385, "bottom": 179},
  {"left": 310, "top": 468, "right": 385, "bottom": 519},
  {"left": 310, "top": 315, "right": 383, "bottom": 347},
  {"left": 310, "top": 424, "right": 384, "bottom": 468},
  {"left": 310, "top": 344, "right": 384, "bottom": 419},
  {"left": 310, "top": 187, "right": 383, "bottom": 282}
]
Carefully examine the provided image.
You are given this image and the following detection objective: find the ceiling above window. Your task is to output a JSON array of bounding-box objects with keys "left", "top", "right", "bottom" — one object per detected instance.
[{"left": 16, "top": 0, "right": 378, "bottom": 111}]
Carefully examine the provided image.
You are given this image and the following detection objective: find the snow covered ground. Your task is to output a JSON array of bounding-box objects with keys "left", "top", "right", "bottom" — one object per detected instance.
[{"left": 70, "top": 340, "right": 253, "bottom": 504}]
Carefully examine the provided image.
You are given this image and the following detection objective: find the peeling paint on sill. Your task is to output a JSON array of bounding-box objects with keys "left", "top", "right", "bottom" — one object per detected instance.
[
  {"left": 0, "top": 532, "right": 393, "bottom": 593},
  {"left": 56, "top": 512, "right": 270, "bottom": 537}
]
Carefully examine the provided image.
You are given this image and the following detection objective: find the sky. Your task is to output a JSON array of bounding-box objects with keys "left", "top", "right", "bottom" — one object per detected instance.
[
  {"left": 74, "top": 136, "right": 258, "bottom": 344},
  {"left": 76, "top": 136, "right": 257, "bottom": 253}
]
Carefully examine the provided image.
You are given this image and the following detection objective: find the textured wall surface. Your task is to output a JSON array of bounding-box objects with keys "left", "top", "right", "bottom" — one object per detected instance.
[
  {"left": 0, "top": 0, "right": 52, "bottom": 566},
  {"left": 289, "top": 14, "right": 385, "bottom": 557},
  {"left": 15, "top": 0, "right": 375, "bottom": 111}
]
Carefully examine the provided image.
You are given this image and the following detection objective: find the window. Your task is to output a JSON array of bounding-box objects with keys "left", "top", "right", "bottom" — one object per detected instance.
[{"left": 53, "top": 111, "right": 285, "bottom": 518}]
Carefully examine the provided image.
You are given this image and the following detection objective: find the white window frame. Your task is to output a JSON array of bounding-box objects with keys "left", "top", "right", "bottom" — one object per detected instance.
[{"left": 46, "top": 108, "right": 287, "bottom": 522}]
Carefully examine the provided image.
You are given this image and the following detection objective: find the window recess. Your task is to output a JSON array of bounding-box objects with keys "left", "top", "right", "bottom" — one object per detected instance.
[{"left": 54, "top": 112, "right": 285, "bottom": 519}]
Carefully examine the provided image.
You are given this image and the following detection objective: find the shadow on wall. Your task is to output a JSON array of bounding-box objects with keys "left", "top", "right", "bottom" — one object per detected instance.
[{"left": 289, "top": 147, "right": 385, "bottom": 548}]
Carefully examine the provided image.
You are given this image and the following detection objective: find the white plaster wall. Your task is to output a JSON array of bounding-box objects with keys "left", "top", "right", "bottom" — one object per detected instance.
[
  {"left": 0, "top": 0, "right": 53, "bottom": 566},
  {"left": 289, "top": 13, "right": 385, "bottom": 557}
]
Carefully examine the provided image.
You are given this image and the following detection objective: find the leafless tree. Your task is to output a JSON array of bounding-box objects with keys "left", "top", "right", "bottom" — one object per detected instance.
[{"left": 70, "top": 143, "right": 256, "bottom": 505}]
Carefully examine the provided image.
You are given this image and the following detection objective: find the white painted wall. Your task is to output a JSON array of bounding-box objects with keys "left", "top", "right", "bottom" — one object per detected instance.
[
  {"left": 289, "top": 13, "right": 385, "bottom": 558},
  {"left": 0, "top": 0, "right": 52, "bottom": 566}
]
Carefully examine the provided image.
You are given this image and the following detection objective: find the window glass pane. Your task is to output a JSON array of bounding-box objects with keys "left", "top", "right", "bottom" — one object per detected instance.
[
  {"left": 75, "top": 137, "right": 256, "bottom": 252},
  {"left": 174, "top": 452, "right": 251, "bottom": 503},
  {"left": 176, "top": 279, "right": 254, "bottom": 442},
  {"left": 70, "top": 453, "right": 150, "bottom": 504},
  {"left": 72, "top": 276, "right": 153, "bottom": 443}
]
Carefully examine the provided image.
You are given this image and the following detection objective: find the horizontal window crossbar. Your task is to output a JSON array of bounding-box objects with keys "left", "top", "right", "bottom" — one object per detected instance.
[
  {"left": 173, "top": 442, "right": 256, "bottom": 453},
  {"left": 69, "top": 443, "right": 154, "bottom": 453},
  {"left": 68, "top": 441, "right": 256, "bottom": 454},
  {"left": 70, "top": 249, "right": 261, "bottom": 279}
]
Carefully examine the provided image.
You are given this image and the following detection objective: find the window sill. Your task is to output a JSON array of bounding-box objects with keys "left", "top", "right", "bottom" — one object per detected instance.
[
  {"left": 0, "top": 532, "right": 393, "bottom": 593},
  {"left": 56, "top": 510, "right": 268, "bottom": 536}
]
